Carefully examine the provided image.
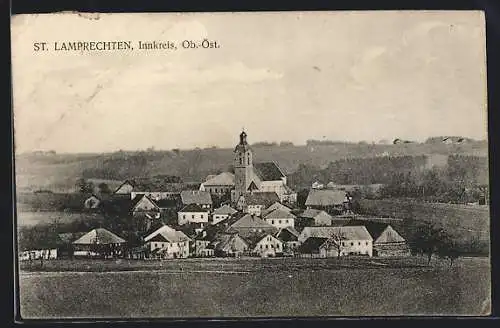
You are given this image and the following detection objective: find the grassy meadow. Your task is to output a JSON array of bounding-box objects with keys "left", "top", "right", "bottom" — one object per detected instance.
[{"left": 18, "top": 257, "right": 490, "bottom": 318}]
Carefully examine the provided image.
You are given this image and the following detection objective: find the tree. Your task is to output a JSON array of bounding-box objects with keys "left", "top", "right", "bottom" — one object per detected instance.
[
  {"left": 98, "top": 182, "right": 112, "bottom": 194},
  {"left": 76, "top": 178, "right": 94, "bottom": 194},
  {"left": 437, "top": 237, "right": 461, "bottom": 267},
  {"left": 410, "top": 221, "right": 453, "bottom": 265},
  {"left": 327, "top": 229, "right": 347, "bottom": 258}
]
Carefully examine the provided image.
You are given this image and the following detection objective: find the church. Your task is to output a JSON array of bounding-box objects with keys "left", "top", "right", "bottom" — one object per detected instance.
[{"left": 230, "top": 131, "right": 297, "bottom": 206}]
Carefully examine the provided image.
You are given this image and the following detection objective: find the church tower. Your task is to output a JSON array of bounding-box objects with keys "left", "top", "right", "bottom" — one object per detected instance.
[{"left": 233, "top": 130, "right": 254, "bottom": 202}]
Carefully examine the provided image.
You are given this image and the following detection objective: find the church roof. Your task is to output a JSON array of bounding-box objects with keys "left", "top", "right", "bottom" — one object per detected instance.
[
  {"left": 253, "top": 162, "right": 286, "bottom": 181},
  {"left": 203, "top": 172, "right": 235, "bottom": 186},
  {"left": 242, "top": 192, "right": 280, "bottom": 207}
]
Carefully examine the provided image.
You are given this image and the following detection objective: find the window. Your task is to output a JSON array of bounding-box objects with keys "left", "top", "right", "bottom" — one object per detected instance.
[
  {"left": 260, "top": 244, "right": 263, "bottom": 249},
  {"left": 247, "top": 157, "right": 250, "bottom": 165},
  {"left": 285, "top": 220, "right": 288, "bottom": 224},
  {"left": 265, "top": 245, "right": 268, "bottom": 249},
  {"left": 270, "top": 244, "right": 274, "bottom": 249},
  {"left": 278, "top": 220, "right": 282, "bottom": 224},
  {"left": 192, "top": 215, "right": 195, "bottom": 219},
  {"left": 201, "top": 214, "right": 204, "bottom": 219},
  {"left": 183, "top": 215, "right": 186, "bottom": 219},
  {"left": 366, "top": 242, "right": 368, "bottom": 246},
  {"left": 276, "top": 244, "right": 280, "bottom": 250},
  {"left": 341, "top": 242, "right": 345, "bottom": 246},
  {"left": 351, "top": 242, "right": 354, "bottom": 246},
  {"left": 271, "top": 220, "right": 274, "bottom": 224},
  {"left": 239, "top": 157, "right": 243, "bottom": 165},
  {"left": 358, "top": 242, "right": 361, "bottom": 246}
]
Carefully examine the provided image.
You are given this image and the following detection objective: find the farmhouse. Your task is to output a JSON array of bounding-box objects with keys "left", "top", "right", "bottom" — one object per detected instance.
[
  {"left": 297, "top": 237, "right": 329, "bottom": 258},
  {"left": 210, "top": 232, "right": 249, "bottom": 257},
  {"left": 180, "top": 190, "right": 213, "bottom": 210},
  {"left": 143, "top": 225, "right": 191, "bottom": 259},
  {"left": 263, "top": 208, "right": 296, "bottom": 229},
  {"left": 211, "top": 204, "right": 237, "bottom": 225},
  {"left": 344, "top": 219, "right": 410, "bottom": 257},
  {"left": 177, "top": 204, "right": 210, "bottom": 226},
  {"left": 247, "top": 233, "right": 284, "bottom": 257},
  {"left": 231, "top": 131, "right": 297, "bottom": 204},
  {"left": 298, "top": 226, "right": 373, "bottom": 257},
  {"left": 131, "top": 194, "right": 160, "bottom": 217},
  {"left": 226, "top": 213, "right": 278, "bottom": 238},
  {"left": 199, "top": 172, "right": 235, "bottom": 195},
  {"left": 72, "top": 228, "right": 126, "bottom": 258},
  {"left": 299, "top": 209, "right": 334, "bottom": 226},
  {"left": 305, "top": 189, "right": 350, "bottom": 213},
  {"left": 275, "top": 227, "right": 300, "bottom": 253},
  {"left": 236, "top": 191, "right": 280, "bottom": 216}
]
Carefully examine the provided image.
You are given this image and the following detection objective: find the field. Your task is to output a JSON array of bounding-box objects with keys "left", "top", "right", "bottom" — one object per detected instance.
[
  {"left": 358, "top": 199, "right": 490, "bottom": 244},
  {"left": 18, "top": 257, "right": 490, "bottom": 318}
]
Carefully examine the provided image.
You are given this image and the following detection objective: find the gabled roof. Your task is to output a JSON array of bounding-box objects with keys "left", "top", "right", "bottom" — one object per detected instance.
[
  {"left": 144, "top": 225, "right": 190, "bottom": 243},
  {"left": 179, "top": 203, "right": 209, "bottom": 213},
  {"left": 180, "top": 190, "right": 213, "bottom": 205},
  {"left": 211, "top": 233, "right": 249, "bottom": 251},
  {"left": 230, "top": 214, "right": 275, "bottom": 230},
  {"left": 253, "top": 162, "right": 286, "bottom": 181},
  {"left": 297, "top": 237, "right": 329, "bottom": 253},
  {"left": 300, "top": 226, "right": 373, "bottom": 241},
  {"left": 242, "top": 192, "right": 280, "bottom": 207},
  {"left": 203, "top": 172, "right": 235, "bottom": 186},
  {"left": 243, "top": 232, "right": 279, "bottom": 248},
  {"left": 276, "top": 227, "right": 300, "bottom": 242},
  {"left": 131, "top": 194, "right": 160, "bottom": 211},
  {"left": 344, "top": 219, "right": 405, "bottom": 242},
  {"left": 154, "top": 197, "right": 181, "bottom": 209},
  {"left": 305, "top": 189, "right": 348, "bottom": 206},
  {"left": 247, "top": 181, "right": 259, "bottom": 191},
  {"left": 262, "top": 202, "right": 292, "bottom": 216},
  {"left": 73, "top": 228, "right": 126, "bottom": 245},
  {"left": 213, "top": 204, "right": 237, "bottom": 215},
  {"left": 263, "top": 208, "right": 296, "bottom": 220}
]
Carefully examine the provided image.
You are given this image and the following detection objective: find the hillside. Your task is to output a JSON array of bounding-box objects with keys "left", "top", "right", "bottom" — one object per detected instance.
[{"left": 15, "top": 141, "right": 488, "bottom": 192}]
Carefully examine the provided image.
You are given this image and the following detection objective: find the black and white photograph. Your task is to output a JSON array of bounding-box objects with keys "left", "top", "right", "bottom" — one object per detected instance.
[{"left": 11, "top": 11, "right": 490, "bottom": 318}]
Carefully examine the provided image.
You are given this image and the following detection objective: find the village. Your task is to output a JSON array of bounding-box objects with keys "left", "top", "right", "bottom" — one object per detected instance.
[{"left": 19, "top": 131, "right": 412, "bottom": 262}]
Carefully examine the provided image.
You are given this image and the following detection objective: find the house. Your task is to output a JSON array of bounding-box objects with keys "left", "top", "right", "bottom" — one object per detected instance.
[
  {"left": 235, "top": 191, "right": 280, "bottom": 216},
  {"left": 275, "top": 227, "right": 300, "bottom": 254},
  {"left": 247, "top": 233, "right": 284, "bottom": 257},
  {"left": 114, "top": 178, "right": 188, "bottom": 200},
  {"left": 297, "top": 237, "right": 329, "bottom": 258},
  {"left": 231, "top": 131, "right": 297, "bottom": 204},
  {"left": 180, "top": 190, "right": 213, "bottom": 210},
  {"left": 263, "top": 208, "right": 296, "bottom": 229},
  {"left": 304, "top": 189, "right": 350, "bottom": 213},
  {"left": 72, "top": 228, "right": 126, "bottom": 258},
  {"left": 131, "top": 194, "right": 161, "bottom": 217},
  {"left": 226, "top": 213, "right": 278, "bottom": 238},
  {"left": 312, "top": 181, "right": 324, "bottom": 189},
  {"left": 211, "top": 204, "right": 237, "bottom": 225},
  {"left": 210, "top": 232, "right": 249, "bottom": 257},
  {"left": 344, "top": 219, "right": 410, "bottom": 257},
  {"left": 193, "top": 230, "right": 215, "bottom": 257},
  {"left": 199, "top": 172, "right": 235, "bottom": 195},
  {"left": 298, "top": 226, "right": 373, "bottom": 257},
  {"left": 299, "top": 209, "right": 334, "bottom": 226},
  {"left": 261, "top": 202, "right": 292, "bottom": 217},
  {"left": 177, "top": 204, "right": 210, "bottom": 227},
  {"left": 143, "top": 225, "right": 191, "bottom": 259}
]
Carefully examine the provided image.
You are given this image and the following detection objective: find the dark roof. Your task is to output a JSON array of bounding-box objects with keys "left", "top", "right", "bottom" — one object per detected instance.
[
  {"left": 343, "top": 219, "right": 390, "bottom": 240},
  {"left": 297, "top": 237, "right": 328, "bottom": 254},
  {"left": 243, "top": 192, "right": 280, "bottom": 206},
  {"left": 241, "top": 231, "right": 273, "bottom": 248},
  {"left": 130, "top": 194, "right": 159, "bottom": 210},
  {"left": 127, "top": 177, "right": 195, "bottom": 193},
  {"left": 253, "top": 162, "right": 286, "bottom": 181},
  {"left": 154, "top": 197, "right": 180, "bottom": 208},
  {"left": 179, "top": 203, "right": 209, "bottom": 213},
  {"left": 276, "top": 227, "right": 299, "bottom": 242},
  {"left": 247, "top": 181, "right": 259, "bottom": 191},
  {"left": 58, "top": 232, "right": 86, "bottom": 244}
]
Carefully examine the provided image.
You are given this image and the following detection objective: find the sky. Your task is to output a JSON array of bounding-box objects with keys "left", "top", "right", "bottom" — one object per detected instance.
[{"left": 11, "top": 11, "right": 487, "bottom": 153}]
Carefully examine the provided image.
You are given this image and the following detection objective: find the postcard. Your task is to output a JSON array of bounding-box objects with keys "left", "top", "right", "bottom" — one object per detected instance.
[{"left": 11, "top": 11, "right": 490, "bottom": 319}]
